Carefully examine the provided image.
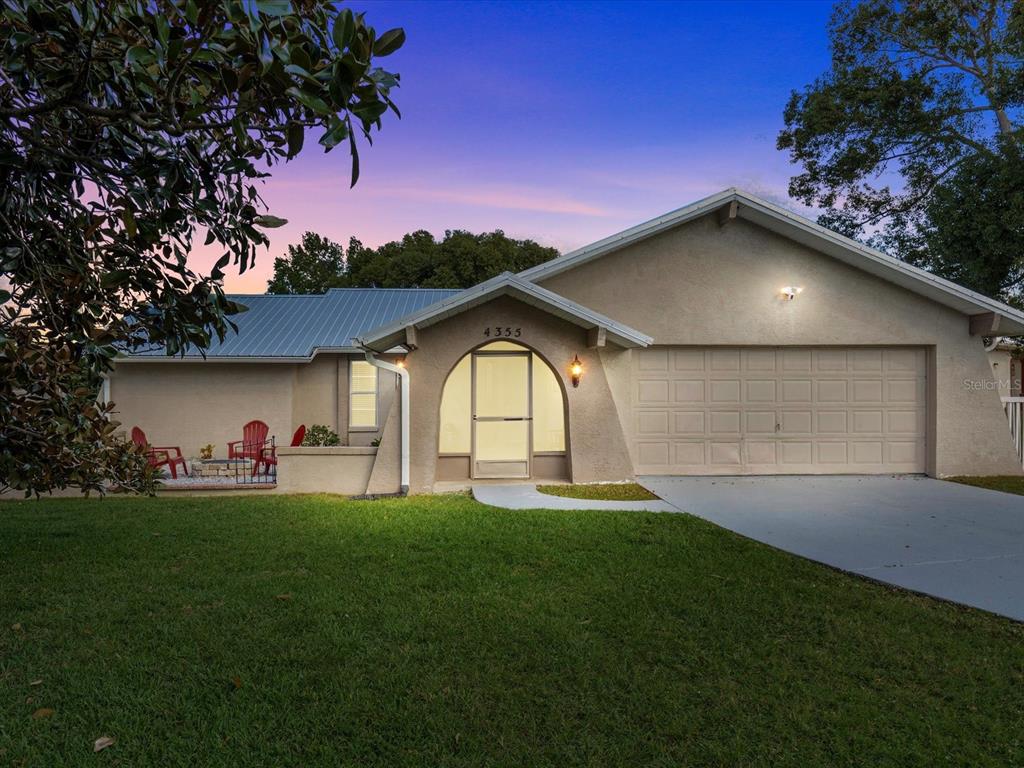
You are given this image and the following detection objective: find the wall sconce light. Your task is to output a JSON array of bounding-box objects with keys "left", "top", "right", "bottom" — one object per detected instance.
[
  {"left": 570, "top": 354, "right": 583, "bottom": 388},
  {"left": 396, "top": 357, "right": 406, "bottom": 369},
  {"left": 780, "top": 286, "right": 804, "bottom": 301}
]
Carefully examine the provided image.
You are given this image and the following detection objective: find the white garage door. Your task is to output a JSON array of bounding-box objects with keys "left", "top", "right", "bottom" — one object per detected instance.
[{"left": 632, "top": 347, "right": 927, "bottom": 475}]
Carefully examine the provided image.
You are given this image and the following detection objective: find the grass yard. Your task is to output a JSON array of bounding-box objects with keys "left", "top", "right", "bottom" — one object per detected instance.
[
  {"left": 2, "top": 494, "right": 1022, "bottom": 767},
  {"left": 536, "top": 482, "right": 659, "bottom": 501},
  {"left": 946, "top": 475, "right": 1024, "bottom": 496}
]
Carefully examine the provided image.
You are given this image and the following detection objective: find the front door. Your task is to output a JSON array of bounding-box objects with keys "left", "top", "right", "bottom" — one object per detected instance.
[{"left": 472, "top": 351, "right": 532, "bottom": 478}]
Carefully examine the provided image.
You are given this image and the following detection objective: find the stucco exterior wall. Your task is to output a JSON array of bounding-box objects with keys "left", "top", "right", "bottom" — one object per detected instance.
[
  {"left": 988, "top": 348, "right": 1022, "bottom": 398},
  {"left": 539, "top": 215, "right": 1021, "bottom": 477},
  {"left": 109, "top": 354, "right": 391, "bottom": 459},
  {"left": 110, "top": 362, "right": 299, "bottom": 459},
  {"left": 294, "top": 356, "right": 339, "bottom": 434},
  {"left": 401, "top": 294, "right": 634, "bottom": 494}
]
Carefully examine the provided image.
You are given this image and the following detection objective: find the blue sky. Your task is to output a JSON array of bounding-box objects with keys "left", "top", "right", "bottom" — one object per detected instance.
[{"left": 207, "top": 0, "right": 836, "bottom": 291}]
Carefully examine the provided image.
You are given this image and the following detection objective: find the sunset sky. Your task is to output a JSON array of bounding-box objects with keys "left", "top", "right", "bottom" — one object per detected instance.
[{"left": 201, "top": 0, "right": 836, "bottom": 293}]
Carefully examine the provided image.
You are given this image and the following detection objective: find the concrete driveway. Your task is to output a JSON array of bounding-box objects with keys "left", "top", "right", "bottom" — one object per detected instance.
[{"left": 639, "top": 475, "right": 1024, "bottom": 621}]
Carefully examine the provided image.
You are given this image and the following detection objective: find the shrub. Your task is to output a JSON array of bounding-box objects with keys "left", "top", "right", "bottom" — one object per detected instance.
[{"left": 301, "top": 425, "right": 341, "bottom": 447}]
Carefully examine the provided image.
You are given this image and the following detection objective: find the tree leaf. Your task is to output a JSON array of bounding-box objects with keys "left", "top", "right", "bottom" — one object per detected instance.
[
  {"left": 373, "top": 28, "right": 406, "bottom": 57},
  {"left": 286, "top": 123, "right": 304, "bottom": 159},
  {"left": 122, "top": 208, "right": 137, "bottom": 238},
  {"left": 286, "top": 86, "right": 331, "bottom": 116},
  {"left": 349, "top": 126, "right": 360, "bottom": 187},
  {"left": 93, "top": 736, "right": 116, "bottom": 752},
  {"left": 332, "top": 9, "right": 355, "bottom": 51},
  {"left": 256, "top": 0, "right": 291, "bottom": 17},
  {"left": 253, "top": 215, "right": 288, "bottom": 228},
  {"left": 32, "top": 708, "right": 54, "bottom": 719},
  {"left": 318, "top": 118, "right": 349, "bottom": 150}
]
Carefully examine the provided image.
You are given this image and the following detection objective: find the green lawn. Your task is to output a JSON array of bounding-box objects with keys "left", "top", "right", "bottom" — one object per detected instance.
[
  {"left": 2, "top": 494, "right": 1022, "bottom": 767},
  {"left": 536, "top": 482, "right": 659, "bottom": 501},
  {"left": 946, "top": 475, "right": 1024, "bottom": 495}
]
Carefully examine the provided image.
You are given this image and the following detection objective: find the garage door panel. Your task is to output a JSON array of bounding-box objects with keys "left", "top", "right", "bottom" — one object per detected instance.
[
  {"left": 632, "top": 346, "right": 927, "bottom": 475},
  {"left": 709, "top": 379, "right": 740, "bottom": 402},
  {"left": 851, "top": 410, "right": 884, "bottom": 433},
  {"left": 817, "top": 379, "right": 848, "bottom": 402},
  {"left": 851, "top": 349, "right": 883, "bottom": 371},
  {"left": 817, "top": 410, "right": 848, "bottom": 433},
  {"left": 673, "top": 349, "right": 705, "bottom": 370},
  {"left": 745, "top": 349, "right": 777, "bottom": 371},
  {"left": 710, "top": 442, "right": 742, "bottom": 465},
  {"left": 782, "top": 349, "right": 812, "bottom": 371},
  {"left": 852, "top": 379, "right": 884, "bottom": 402},
  {"left": 782, "top": 379, "right": 812, "bottom": 402},
  {"left": 675, "top": 380, "right": 705, "bottom": 403},
  {"left": 780, "top": 410, "right": 811, "bottom": 434},
  {"left": 674, "top": 442, "right": 705, "bottom": 465},
  {"left": 746, "top": 440, "right": 777, "bottom": 464},
  {"left": 746, "top": 410, "right": 776, "bottom": 433},
  {"left": 816, "top": 441, "right": 848, "bottom": 464},
  {"left": 746, "top": 379, "right": 777, "bottom": 401},
  {"left": 710, "top": 349, "right": 741, "bottom": 371},
  {"left": 708, "top": 410, "right": 741, "bottom": 434},
  {"left": 815, "top": 349, "right": 848, "bottom": 371},
  {"left": 637, "top": 379, "right": 669, "bottom": 403}
]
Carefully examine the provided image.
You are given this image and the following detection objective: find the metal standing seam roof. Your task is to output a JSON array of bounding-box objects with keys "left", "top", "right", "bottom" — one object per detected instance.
[{"left": 124, "top": 288, "right": 460, "bottom": 360}]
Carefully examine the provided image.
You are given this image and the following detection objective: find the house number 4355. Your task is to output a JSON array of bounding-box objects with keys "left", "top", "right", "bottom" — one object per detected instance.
[{"left": 484, "top": 326, "right": 521, "bottom": 338}]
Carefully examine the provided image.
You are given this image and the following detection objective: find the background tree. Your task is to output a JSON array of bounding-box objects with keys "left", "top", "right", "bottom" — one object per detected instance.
[
  {"left": 778, "top": 0, "right": 1023, "bottom": 302},
  {"left": 267, "top": 232, "right": 347, "bottom": 294},
  {"left": 0, "top": 1, "right": 403, "bottom": 495},
  {"left": 266, "top": 229, "right": 559, "bottom": 293}
]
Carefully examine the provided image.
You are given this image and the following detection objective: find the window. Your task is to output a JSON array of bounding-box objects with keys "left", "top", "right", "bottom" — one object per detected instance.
[
  {"left": 439, "top": 356, "right": 471, "bottom": 453},
  {"left": 531, "top": 353, "right": 565, "bottom": 452},
  {"left": 349, "top": 360, "right": 378, "bottom": 429},
  {"left": 437, "top": 345, "right": 566, "bottom": 456}
]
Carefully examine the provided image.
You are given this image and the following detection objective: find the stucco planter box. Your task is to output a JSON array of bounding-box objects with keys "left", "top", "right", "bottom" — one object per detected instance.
[{"left": 274, "top": 446, "right": 377, "bottom": 496}]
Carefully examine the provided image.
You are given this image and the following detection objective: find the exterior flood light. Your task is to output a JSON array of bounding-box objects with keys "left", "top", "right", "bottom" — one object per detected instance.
[
  {"left": 570, "top": 354, "right": 583, "bottom": 388},
  {"left": 781, "top": 286, "right": 803, "bottom": 301}
]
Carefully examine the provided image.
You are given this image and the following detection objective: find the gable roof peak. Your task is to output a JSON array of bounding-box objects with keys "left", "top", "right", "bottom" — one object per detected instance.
[{"left": 518, "top": 188, "right": 1024, "bottom": 334}]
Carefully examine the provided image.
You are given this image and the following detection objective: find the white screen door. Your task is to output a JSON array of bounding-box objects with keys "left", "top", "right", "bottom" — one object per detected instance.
[{"left": 473, "top": 352, "right": 532, "bottom": 478}]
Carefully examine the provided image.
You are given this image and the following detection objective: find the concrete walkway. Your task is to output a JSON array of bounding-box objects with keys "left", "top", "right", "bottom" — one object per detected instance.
[
  {"left": 640, "top": 475, "right": 1024, "bottom": 621},
  {"left": 472, "top": 484, "right": 679, "bottom": 512}
]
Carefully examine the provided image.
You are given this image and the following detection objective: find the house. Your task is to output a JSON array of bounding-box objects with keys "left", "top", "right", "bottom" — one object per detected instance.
[
  {"left": 988, "top": 341, "right": 1023, "bottom": 398},
  {"left": 110, "top": 188, "right": 1024, "bottom": 494}
]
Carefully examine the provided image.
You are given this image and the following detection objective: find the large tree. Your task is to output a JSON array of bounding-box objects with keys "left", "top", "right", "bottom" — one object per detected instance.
[
  {"left": 0, "top": 1, "right": 403, "bottom": 495},
  {"left": 778, "top": 0, "right": 1023, "bottom": 302},
  {"left": 266, "top": 229, "right": 559, "bottom": 293},
  {"left": 266, "top": 231, "right": 347, "bottom": 294}
]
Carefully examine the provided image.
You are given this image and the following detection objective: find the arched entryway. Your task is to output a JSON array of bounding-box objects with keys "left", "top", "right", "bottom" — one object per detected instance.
[{"left": 437, "top": 341, "right": 568, "bottom": 480}]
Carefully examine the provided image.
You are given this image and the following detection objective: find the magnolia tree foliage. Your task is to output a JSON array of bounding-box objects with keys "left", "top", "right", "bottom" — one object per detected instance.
[
  {"left": 0, "top": 0, "right": 403, "bottom": 495},
  {"left": 778, "top": 0, "right": 1023, "bottom": 302}
]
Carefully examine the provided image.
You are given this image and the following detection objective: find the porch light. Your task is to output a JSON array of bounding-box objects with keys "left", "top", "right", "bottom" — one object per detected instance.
[
  {"left": 780, "top": 286, "right": 803, "bottom": 301},
  {"left": 570, "top": 354, "right": 583, "bottom": 388},
  {"left": 396, "top": 358, "right": 406, "bottom": 369}
]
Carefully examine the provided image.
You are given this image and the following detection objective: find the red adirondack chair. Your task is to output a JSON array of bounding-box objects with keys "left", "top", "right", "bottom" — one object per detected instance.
[
  {"left": 255, "top": 424, "right": 305, "bottom": 476},
  {"left": 227, "top": 420, "right": 269, "bottom": 462},
  {"left": 131, "top": 427, "right": 187, "bottom": 479}
]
